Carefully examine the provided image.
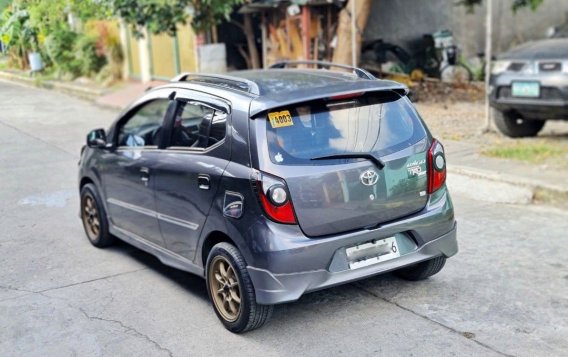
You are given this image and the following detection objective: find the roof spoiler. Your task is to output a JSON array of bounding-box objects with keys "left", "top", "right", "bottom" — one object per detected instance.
[
  {"left": 270, "top": 60, "right": 377, "bottom": 80},
  {"left": 250, "top": 85, "right": 409, "bottom": 117}
]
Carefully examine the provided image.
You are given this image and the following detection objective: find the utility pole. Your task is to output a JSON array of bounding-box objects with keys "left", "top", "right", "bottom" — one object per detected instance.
[{"left": 483, "top": 0, "right": 493, "bottom": 133}]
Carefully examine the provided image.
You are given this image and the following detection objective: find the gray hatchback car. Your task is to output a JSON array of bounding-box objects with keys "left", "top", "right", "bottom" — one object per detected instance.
[{"left": 79, "top": 61, "right": 458, "bottom": 333}]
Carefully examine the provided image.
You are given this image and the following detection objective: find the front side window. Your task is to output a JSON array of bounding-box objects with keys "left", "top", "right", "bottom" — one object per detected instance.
[
  {"left": 169, "top": 101, "right": 226, "bottom": 149},
  {"left": 266, "top": 94, "right": 426, "bottom": 165},
  {"left": 118, "top": 99, "right": 171, "bottom": 147}
]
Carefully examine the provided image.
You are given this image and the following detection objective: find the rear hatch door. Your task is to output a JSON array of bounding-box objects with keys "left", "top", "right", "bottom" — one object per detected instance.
[{"left": 260, "top": 92, "right": 430, "bottom": 237}]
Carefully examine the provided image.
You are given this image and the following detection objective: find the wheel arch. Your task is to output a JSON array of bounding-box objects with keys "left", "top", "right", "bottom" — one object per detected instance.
[
  {"left": 79, "top": 176, "right": 94, "bottom": 191},
  {"left": 200, "top": 231, "right": 237, "bottom": 268}
]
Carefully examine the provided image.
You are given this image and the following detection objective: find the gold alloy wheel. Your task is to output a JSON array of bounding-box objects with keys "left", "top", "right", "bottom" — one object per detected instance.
[
  {"left": 82, "top": 194, "right": 100, "bottom": 240},
  {"left": 208, "top": 256, "right": 242, "bottom": 322}
]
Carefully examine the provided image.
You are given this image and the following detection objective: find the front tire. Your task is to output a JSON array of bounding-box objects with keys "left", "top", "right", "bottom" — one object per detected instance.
[
  {"left": 206, "top": 242, "right": 273, "bottom": 333},
  {"left": 394, "top": 256, "right": 447, "bottom": 281},
  {"left": 80, "top": 183, "right": 115, "bottom": 247},
  {"left": 493, "top": 110, "right": 545, "bottom": 138}
]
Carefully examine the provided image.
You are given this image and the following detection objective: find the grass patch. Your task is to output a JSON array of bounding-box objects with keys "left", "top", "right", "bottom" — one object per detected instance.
[{"left": 482, "top": 142, "right": 568, "bottom": 164}]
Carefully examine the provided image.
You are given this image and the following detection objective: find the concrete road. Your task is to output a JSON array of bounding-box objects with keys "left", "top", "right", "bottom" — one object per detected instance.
[{"left": 1, "top": 81, "right": 567, "bottom": 357}]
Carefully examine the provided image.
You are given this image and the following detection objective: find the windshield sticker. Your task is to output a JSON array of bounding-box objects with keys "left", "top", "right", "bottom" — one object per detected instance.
[
  {"left": 274, "top": 152, "right": 284, "bottom": 163},
  {"left": 268, "top": 110, "right": 294, "bottom": 128}
]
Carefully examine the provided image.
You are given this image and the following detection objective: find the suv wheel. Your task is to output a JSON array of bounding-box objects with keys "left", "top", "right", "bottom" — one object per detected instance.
[
  {"left": 394, "top": 256, "right": 446, "bottom": 281},
  {"left": 206, "top": 242, "right": 273, "bottom": 333},
  {"left": 494, "top": 110, "right": 545, "bottom": 137},
  {"left": 80, "top": 183, "right": 115, "bottom": 247}
]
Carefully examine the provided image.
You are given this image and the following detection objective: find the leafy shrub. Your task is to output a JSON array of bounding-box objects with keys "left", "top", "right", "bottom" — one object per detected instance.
[
  {"left": 85, "top": 20, "right": 123, "bottom": 80},
  {"left": 44, "top": 28, "right": 80, "bottom": 77},
  {"left": 0, "top": 8, "right": 38, "bottom": 69},
  {"left": 74, "top": 34, "right": 106, "bottom": 77},
  {"left": 45, "top": 28, "right": 106, "bottom": 78}
]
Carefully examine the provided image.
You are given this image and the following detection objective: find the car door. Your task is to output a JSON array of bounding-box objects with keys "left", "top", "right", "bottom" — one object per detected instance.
[
  {"left": 100, "top": 93, "right": 174, "bottom": 247},
  {"left": 152, "top": 90, "right": 231, "bottom": 260}
]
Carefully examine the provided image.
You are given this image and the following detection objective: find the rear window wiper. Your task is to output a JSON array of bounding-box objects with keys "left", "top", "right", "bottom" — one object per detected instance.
[{"left": 310, "top": 152, "right": 385, "bottom": 169}]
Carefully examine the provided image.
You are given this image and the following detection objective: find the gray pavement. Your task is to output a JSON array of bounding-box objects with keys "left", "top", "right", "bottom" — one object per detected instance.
[
  {"left": 1, "top": 81, "right": 567, "bottom": 356},
  {"left": 444, "top": 140, "right": 568, "bottom": 207}
]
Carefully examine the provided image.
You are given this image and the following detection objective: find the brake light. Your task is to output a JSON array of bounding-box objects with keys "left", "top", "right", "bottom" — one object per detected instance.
[
  {"left": 254, "top": 171, "right": 297, "bottom": 224},
  {"left": 427, "top": 139, "right": 446, "bottom": 194},
  {"left": 329, "top": 92, "right": 363, "bottom": 100}
]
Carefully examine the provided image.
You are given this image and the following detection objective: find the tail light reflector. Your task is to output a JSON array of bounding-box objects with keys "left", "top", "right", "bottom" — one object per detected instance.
[
  {"left": 254, "top": 171, "right": 297, "bottom": 224},
  {"left": 427, "top": 139, "right": 446, "bottom": 194}
]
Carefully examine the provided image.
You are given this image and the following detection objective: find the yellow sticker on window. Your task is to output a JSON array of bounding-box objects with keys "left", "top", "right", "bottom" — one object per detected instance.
[{"left": 268, "top": 110, "right": 294, "bottom": 128}]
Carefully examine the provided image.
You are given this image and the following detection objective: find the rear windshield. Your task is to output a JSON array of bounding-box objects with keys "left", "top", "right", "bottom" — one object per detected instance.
[{"left": 265, "top": 94, "right": 426, "bottom": 165}]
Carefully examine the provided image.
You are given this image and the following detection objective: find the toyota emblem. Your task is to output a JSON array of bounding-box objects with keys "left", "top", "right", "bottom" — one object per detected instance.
[{"left": 360, "top": 169, "right": 379, "bottom": 186}]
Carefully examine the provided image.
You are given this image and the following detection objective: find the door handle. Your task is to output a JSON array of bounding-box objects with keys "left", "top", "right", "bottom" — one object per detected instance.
[
  {"left": 198, "top": 174, "right": 210, "bottom": 190},
  {"left": 140, "top": 167, "right": 150, "bottom": 185}
]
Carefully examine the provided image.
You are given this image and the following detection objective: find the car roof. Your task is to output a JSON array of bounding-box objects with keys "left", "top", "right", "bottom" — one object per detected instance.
[{"left": 159, "top": 68, "right": 408, "bottom": 116}]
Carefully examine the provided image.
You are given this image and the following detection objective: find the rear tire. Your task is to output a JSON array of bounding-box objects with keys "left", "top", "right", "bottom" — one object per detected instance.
[
  {"left": 394, "top": 256, "right": 446, "bottom": 281},
  {"left": 493, "top": 110, "right": 545, "bottom": 138},
  {"left": 206, "top": 242, "right": 273, "bottom": 333},
  {"left": 80, "top": 183, "right": 115, "bottom": 247}
]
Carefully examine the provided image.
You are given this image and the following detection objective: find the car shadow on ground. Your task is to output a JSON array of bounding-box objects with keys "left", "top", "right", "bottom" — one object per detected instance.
[
  {"left": 109, "top": 239, "right": 210, "bottom": 303},
  {"left": 107, "top": 239, "right": 409, "bottom": 331}
]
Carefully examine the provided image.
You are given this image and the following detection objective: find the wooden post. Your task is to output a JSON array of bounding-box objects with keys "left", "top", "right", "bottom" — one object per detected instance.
[
  {"left": 351, "top": 0, "right": 356, "bottom": 66},
  {"left": 332, "top": 0, "right": 372, "bottom": 66},
  {"left": 261, "top": 12, "right": 268, "bottom": 68},
  {"left": 301, "top": 6, "right": 311, "bottom": 61}
]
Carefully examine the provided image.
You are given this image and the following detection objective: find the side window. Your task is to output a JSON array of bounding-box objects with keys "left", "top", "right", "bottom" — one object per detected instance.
[
  {"left": 169, "top": 101, "right": 227, "bottom": 149},
  {"left": 118, "top": 99, "right": 170, "bottom": 147}
]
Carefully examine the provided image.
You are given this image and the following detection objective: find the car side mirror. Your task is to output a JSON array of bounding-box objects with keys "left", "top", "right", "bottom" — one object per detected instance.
[{"left": 87, "top": 128, "right": 107, "bottom": 148}]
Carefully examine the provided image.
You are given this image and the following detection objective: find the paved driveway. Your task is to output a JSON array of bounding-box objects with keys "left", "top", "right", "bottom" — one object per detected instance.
[{"left": 1, "top": 81, "right": 567, "bottom": 356}]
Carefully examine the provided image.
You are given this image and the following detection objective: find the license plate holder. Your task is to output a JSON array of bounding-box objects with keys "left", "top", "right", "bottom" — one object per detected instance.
[
  {"left": 511, "top": 81, "right": 540, "bottom": 98},
  {"left": 347, "top": 236, "right": 401, "bottom": 270}
]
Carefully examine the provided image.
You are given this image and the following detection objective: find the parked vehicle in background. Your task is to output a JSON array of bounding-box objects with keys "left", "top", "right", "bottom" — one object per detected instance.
[
  {"left": 489, "top": 31, "right": 568, "bottom": 137},
  {"left": 78, "top": 61, "right": 458, "bottom": 333}
]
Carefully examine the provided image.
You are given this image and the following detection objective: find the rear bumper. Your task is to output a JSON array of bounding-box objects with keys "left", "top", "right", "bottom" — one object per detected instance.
[
  {"left": 246, "top": 188, "right": 457, "bottom": 305},
  {"left": 248, "top": 224, "right": 457, "bottom": 304}
]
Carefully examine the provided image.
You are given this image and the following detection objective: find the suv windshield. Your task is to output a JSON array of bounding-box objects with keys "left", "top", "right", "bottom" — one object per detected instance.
[{"left": 266, "top": 94, "right": 426, "bottom": 165}]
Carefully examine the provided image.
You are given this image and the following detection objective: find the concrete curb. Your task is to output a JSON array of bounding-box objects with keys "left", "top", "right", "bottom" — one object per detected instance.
[
  {"left": 448, "top": 165, "right": 568, "bottom": 207},
  {"left": 0, "top": 71, "right": 107, "bottom": 102}
]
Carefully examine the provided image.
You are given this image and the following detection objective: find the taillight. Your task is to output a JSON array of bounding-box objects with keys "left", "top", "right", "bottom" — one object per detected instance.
[
  {"left": 254, "top": 171, "right": 297, "bottom": 224},
  {"left": 427, "top": 139, "right": 446, "bottom": 194}
]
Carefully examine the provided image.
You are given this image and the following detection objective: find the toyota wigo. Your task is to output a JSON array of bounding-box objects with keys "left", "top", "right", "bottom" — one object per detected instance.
[{"left": 79, "top": 61, "right": 457, "bottom": 333}]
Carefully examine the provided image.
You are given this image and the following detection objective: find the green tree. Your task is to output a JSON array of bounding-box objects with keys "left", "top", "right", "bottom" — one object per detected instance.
[
  {"left": 0, "top": 7, "right": 37, "bottom": 68},
  {"left": 0, "top": 0, "right": 11, "bottom": 12},
  {"left": 459, "top": 0, "right": 544, "bottom": 12},
  {"left": 111, "top": 0, "right": 243, "bottom": 38}
]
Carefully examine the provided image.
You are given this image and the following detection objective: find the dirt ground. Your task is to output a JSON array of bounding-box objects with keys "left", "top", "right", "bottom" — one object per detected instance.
[{"left": 415, "top": 99, "right": 568, "bottom": 169}]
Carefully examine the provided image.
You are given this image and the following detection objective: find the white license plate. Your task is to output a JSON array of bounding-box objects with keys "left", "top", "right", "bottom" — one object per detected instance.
[
  {"left": 347, "top": 236, "right": 401, "bottom": 270},
  {"left": 511, "top": 81, "right": 540, "bottom": 98}
]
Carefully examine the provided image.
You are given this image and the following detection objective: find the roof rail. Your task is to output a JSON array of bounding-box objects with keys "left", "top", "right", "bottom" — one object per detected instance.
[
  {"left": 172, "top": 72, "right": 260, "bottom": 96},
  {"left": 269, "top": 60, "right": 376, "bottom": 80}
]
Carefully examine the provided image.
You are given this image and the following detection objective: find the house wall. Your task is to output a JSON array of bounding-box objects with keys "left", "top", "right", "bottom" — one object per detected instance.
[
  {"left": 122, "top": 23, "right": 198, "bottom": 82},
  {"left": 364, "top": 0, "right": 568, "bottom": 58}
]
